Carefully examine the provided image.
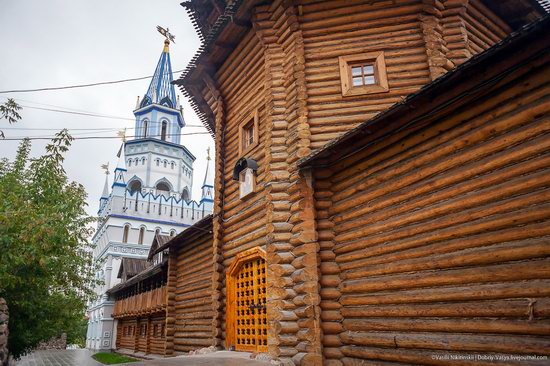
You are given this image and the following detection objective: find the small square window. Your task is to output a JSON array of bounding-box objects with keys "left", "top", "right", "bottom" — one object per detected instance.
[
  {"left": 238, "top": 110, "right": 259, "bottom": 156},
  {"left": 339, "top": 51, "right": 389, "bottom": 96}
]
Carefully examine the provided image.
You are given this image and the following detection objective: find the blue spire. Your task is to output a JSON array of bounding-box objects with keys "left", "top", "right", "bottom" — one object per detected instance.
[{"left": 140, "top": 39, "right": 177, "bottom": 109}]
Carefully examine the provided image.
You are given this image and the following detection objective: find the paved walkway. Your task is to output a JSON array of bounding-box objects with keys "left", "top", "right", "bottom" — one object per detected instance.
[
  {"left": 16, "top": 349, "right": 102, "bottom": 366},
  {"left": 131, "top": 351, "right": 271, "bottom": 366},
  {"left": 15, "top": 349, "right": 270, "bottom": 366}
]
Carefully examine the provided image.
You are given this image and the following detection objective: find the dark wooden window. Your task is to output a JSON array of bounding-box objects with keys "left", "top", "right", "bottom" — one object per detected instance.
[{"left": 238, "top": 110, "right": 259, "bottom": 156}]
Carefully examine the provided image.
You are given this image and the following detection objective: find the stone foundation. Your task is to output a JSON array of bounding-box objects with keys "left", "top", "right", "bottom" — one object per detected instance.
[
  {"left": 0, "top": 298, "right": 9, "bottom": 366},
  {"left": 36, "top": 333, "right": 66, "bottom": 350}
]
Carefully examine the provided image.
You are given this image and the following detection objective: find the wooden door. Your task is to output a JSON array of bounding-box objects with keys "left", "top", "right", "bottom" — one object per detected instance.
[{"left": 227, "top": 247, "right": 267, "bottom": 353}]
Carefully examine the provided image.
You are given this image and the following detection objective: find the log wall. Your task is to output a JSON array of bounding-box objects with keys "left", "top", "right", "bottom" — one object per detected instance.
[
  {"left": 205, "top": 26, "right": 269, "bottom": 347},
  {"left": 188, "top": 1, "right": 524, "bottom": 364},
  {"left": 301, "top": 0, "right": 430, "bottom": 149},
  {"left": 173, "top": 229, "right": 215, "bottom": 352},
  {"left": 313, "top": 55, "right": 550, "bottom": 365},
  {"left": 116, "top": 318, "right": 137, "bottom": 351},
  {"left": 442, "top": 0, "right": 510, "bottom": 66},
  {"left": 148, "top": 315, "right": 166, "bottom": 355}
]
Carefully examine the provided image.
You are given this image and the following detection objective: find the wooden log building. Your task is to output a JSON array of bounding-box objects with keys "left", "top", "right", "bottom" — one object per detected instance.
[{"left": 110, "top": 1, "right": 550, "bottom": 364}]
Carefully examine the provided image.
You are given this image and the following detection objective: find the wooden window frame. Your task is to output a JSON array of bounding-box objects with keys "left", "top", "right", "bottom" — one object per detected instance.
[
  {"left": 238, "top": 110, "right": 259, "bottom": 157},
  {"left": 339, "top": 51, "right": 389, "bottom": 96},
  {"left": 226, "top": 247, "right": 267, "bottom": 352}
]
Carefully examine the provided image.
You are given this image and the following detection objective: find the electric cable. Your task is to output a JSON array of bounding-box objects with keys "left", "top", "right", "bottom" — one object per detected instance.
[{"left": 0, "top": 69, "right": 185, "bottom": 94}]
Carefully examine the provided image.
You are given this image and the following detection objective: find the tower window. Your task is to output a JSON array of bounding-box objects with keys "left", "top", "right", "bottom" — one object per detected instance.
[
  {"left": 156, "top": 159, "right": 160, "bottom": 167},
  {"left": 129, "top": 180, "right": 142, "bottom": 194},
  {"left": 161, "top": 121, "right": 168, "bottom": 141},
  {"left": 339, "top": 51, "right": 389, "bottom": 96},
  {"left": 181, "top": 188, "right": 190, "bottom": 201},
  {"left": 155, "top": 228, "right": 161, "bottom": 236},
  {"left": 170, "top": 229, "right": 176, "bottom": 237},
  {"left": 239, "top": 110, "right": 259, "bottom": 156},
  {"left": 122, "top": 224, "right": 130, "bottom": 243},
  {"left": 138, "top": 227, "right": 145, "bottom": 244},
  {"left": 141, "top": 158, "right": 146, "bottom": 165},
  {"left": 143, "top": 120, "right": 149, "bottom": 138},
  {"left": 156, "top": 182, "right": 171, "bottom": 197},
  {"left": 163, "top": 160, "right": 167, "bottom": 168},
  {"left": 171, "top": 162, "right": 175, "bottom": 170},
  {"left": 128, "top": 160, "right": 132, "bottom": 167}
]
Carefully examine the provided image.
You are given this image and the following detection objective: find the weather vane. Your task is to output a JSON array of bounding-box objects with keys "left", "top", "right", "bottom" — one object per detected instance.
[{"left": 157, "top": 26, "right": 176, "bottom": 44}]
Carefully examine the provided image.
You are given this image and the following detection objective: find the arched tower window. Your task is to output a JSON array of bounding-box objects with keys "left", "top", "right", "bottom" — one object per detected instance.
[
  {"left": 138, "top": 227, "right": 145, "bottom": 244},
  {"left": 161, "top": 121, "right": 168, "bottom": 141},
  {"left": 156, "top": 181, "right": 171, "bottom": 198},
  {"left": 181, "top": 188, "right": 190, "bottom": 201},
  {"left": 129, "top": 180, "right": 142, "bottom": 194},
  {"left": 155, "top": 228, "right": 161, "bottom": 236},
  {"left": 143, "top": 120, "right": 149, "bottom": 138},
  {"left": 122, "top": 224, "right": 130, "bottom": 243}
]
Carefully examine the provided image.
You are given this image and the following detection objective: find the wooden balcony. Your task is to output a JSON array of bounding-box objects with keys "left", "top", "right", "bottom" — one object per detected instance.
[{"left": 112, "top": 286, "right": 167, "bottom": 318}]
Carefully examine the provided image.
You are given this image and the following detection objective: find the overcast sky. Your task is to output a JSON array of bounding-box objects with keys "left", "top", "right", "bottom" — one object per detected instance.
[{"left": 0, "top": 1, "right": 213, "bottom": 216}]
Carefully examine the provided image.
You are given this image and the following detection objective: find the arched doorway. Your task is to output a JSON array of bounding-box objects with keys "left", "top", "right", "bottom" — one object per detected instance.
[{"left": 226, "top": 247, "right": 267, "bottom": 353}]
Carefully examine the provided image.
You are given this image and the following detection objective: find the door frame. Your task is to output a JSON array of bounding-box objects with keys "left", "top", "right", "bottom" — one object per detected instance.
[{"left": 225, "top": 246, "right": 267, "bottom": 351}]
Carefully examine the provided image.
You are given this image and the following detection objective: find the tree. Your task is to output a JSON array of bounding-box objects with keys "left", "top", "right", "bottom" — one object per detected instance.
[{"left": 0, "top": 105, "right": 99, "bottom": 358}]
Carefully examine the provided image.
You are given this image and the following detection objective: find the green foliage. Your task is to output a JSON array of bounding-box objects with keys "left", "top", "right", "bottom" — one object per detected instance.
[
  {"left": 66, "top": 316, "right": 89, "bottom": 348},
  {"left": 0, "top": 129, "right": 99, "bottom": 359},
  {"left": 92, "top": 352, "right": 138, "bottom": 364},
  {"left": 0, "top": 98, "right": 21, "bottom": 124}
]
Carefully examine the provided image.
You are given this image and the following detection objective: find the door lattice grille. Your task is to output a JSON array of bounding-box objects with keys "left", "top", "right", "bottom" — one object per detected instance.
[{"left": 235, "top": 257, "right": 267, "bottom": 352}]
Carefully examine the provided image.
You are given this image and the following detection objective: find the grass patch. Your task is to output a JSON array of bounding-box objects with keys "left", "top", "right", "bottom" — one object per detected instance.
[{"left": 92, "top": 352, "right": 139, "bottom": 364}]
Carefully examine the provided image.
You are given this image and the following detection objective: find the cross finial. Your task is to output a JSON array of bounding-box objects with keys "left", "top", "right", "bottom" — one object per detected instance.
[
  {"left": 117, "top": 128, "right": 127, "bottom": 142},
  {"left": 101, "top": 162, "right": 110, "bottom": 175}
]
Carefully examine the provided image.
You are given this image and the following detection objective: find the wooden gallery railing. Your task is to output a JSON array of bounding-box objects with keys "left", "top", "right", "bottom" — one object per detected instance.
[{"left": 112, "top": 286, "right": 167, "bottom": 318}]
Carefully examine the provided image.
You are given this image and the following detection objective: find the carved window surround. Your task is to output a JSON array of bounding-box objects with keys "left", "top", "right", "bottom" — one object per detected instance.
[{"left": 339, "top": 51, "right": 389, "bottom": 96}]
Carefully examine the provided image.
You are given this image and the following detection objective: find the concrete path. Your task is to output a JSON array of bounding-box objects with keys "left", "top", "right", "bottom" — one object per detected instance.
[
  {"left": 16, "top": 349, "right": 102, "bottom": 366},
  {"left": 15, "top": 349, "right": 271, "bottom": 366},
  {"left": 131, "top": 351, "right": 271, "bottom": 365}
]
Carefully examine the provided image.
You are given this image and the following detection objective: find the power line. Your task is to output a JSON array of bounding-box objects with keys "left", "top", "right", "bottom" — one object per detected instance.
[
  {"left": 19, "top": 104, "right": 138, "bottom": 121},
  {"left": 0, "top": 69, "right": 185, "bottom": 94},
  {"left": 1, "top": 132, "right": 211, "bottom": 141},
  {"left": 2, "top": 102, "right": 205, "bottom": 128},
  {"left": 1, "top": 96, "right": 114, "bottom": 115}
]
